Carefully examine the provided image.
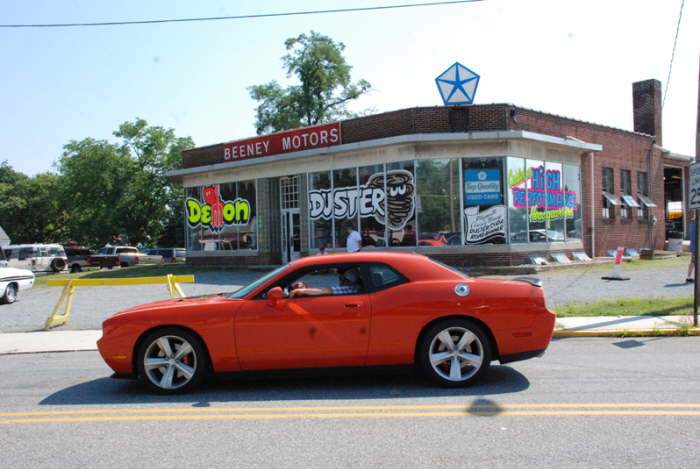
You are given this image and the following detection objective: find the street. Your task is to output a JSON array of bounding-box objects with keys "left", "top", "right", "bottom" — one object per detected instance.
[{"left": 1, "top": 337, "right": 699, "bottom": 468}]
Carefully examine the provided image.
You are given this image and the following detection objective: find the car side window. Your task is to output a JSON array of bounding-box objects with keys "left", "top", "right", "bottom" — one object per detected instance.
[{"left": 368, "top": 264, "right": 407, "bottom": 291}]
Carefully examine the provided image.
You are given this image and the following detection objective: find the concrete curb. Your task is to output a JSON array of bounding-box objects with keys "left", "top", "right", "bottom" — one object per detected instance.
[{"left": 553, "top": 328, "right": 700, "bottom": 338}]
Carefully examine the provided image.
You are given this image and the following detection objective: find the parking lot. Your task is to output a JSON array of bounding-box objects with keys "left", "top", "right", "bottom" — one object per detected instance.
[{"left": 0, "top": 259, "right": 694, "bottom": 332}]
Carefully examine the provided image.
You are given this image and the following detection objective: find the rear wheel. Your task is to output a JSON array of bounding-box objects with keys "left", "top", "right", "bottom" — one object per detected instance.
[
  {"left": 136, "top": 327, "right": 208, "bottom": 394},
  {"left": 70, "top": 264, "right": 82, "bottom": 273},
  {"left": 1, "top": 284, "right": 17, "bottom": 304},
  {"left": 50, "top": 258, "right": 66, "bottom": 273},
  {"left": 417, "top": 318, "right": 491, "bottom": 387}
]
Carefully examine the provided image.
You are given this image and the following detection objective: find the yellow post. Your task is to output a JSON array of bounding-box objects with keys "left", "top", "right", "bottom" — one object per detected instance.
[
  {"left": 44, "top": 281, "right": 77, "bottom": 330},
  {"left": 44, "top": 275, "right": 195, "bottom": 329}
]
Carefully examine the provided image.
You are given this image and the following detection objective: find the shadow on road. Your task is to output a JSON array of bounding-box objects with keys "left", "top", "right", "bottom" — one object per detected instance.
[{"left": 39, "top": 365, "right": 529, "bottom": 406}]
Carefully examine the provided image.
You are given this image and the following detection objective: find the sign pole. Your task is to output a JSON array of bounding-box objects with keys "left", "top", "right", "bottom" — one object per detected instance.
[{"left": 691, "top": 209, "right": 700, "bottom": 327}]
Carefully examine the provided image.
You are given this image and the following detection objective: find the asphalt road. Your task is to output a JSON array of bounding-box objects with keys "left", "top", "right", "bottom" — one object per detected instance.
[
  {"left": 1, "top": 338, "right": 699, "bottom": 468},
  {"left": 0, "top": 261, "right": 694, "bottom": 332}
]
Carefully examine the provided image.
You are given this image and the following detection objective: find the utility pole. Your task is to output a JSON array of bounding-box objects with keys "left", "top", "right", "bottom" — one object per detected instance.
[{"left": 694, "top": 53, "right": 700, "bottom": 327}]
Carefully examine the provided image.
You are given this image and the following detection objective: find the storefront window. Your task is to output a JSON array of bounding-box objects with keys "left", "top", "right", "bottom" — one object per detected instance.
[
  {"left": 543, "top": 162, "right": 565, "bottom": 241},
  {"left": 308, "top": 171, "right": 333, "bottom": 249},
  {"left": 386, "top": 161, "right": 416, "bottom": 246},
  {"left": 463, "top": 157, "right": 506, "bottom": 245},
  {"left": 332, "top": 168, "right": 358, "bottom": 248},
  {"left": 416, "top": 159, "right": 461, "bottom": 247},
  {"left": 526, "top": 159, "right": 547, "bottom": 242},
  {"left": 358, "top": 164, "right": 387, "bottom": 247},
  {"left": 563, "top": 164, "right": 582, "bottom": 240},
  {"left": 184, "top": 180, "right": 257, "bottom": 252},
  {"left": 238, "top": 180, "right": 258, "bottom": 249},
  {"left": 507, "top": 157, "right": 528, "bottom": 243}
]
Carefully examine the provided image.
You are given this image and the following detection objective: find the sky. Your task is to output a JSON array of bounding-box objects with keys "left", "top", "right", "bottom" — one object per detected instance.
[{"left": 1, "top": 0, "right": 698, "bottom": 177}]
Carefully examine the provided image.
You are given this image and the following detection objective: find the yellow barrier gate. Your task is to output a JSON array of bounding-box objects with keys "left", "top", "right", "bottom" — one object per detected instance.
[{"left": 44, "top": 274, "right": 195, "bottom": 330}]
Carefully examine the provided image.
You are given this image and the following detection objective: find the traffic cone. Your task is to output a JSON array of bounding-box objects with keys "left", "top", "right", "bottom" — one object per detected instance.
[{"left": 602, "top": 246, "right": 630, "bottom": 280}]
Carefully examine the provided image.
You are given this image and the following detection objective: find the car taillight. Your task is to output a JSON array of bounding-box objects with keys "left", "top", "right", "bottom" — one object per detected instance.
[
  {"left": 117, "top": 256, "right": 121, "bottom": 265},
  {"left": 32, "top": 259, "right": 36, "bottom": 265},
  {"left": 135, "top": 256, "right": 140, "bottom": 264},
  {"left": 171, "top": 257, "right": 176, "bottom": 263},
  {"left": 87, "top": 257, "right": 92, "bottom": 265}
]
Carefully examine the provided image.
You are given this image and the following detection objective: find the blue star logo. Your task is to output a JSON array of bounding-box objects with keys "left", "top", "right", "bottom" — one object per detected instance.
[{"left": 435, "top": 62, "right": 480, "bottom": 105}]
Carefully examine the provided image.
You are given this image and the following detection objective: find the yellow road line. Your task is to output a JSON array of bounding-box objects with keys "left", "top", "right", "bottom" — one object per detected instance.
[
  {"left": 4, "top": 410, "right": 700, "bottom": 424},
  {"left": 3, "top": 403, "right": 700, "bottom": 418}
]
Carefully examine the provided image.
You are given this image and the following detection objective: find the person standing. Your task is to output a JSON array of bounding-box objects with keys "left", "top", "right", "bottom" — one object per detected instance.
[
  {"left": 345, "top": 223, "right": 362, "bottom": 252},
  {"left": 687, "top": 215, "right": 696, "bottom": 282}
]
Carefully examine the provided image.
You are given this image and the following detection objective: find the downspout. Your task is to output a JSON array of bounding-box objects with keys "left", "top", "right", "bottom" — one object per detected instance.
[{"left": 591, "top": 151, "right": 596, "bottom": 257}]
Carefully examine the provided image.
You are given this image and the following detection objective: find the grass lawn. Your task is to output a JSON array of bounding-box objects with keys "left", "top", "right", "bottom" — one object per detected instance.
[
  {"left": 555, "top": 296, "right": 694, "bottom": 317},
  {"left": 33, "top": 264, "right": 245, "bottom": 288}
]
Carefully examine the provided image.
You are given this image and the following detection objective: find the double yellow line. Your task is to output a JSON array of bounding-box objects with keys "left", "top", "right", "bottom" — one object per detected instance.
[{"left": 3, "top": 403, "right": 700, "bottom": 424}]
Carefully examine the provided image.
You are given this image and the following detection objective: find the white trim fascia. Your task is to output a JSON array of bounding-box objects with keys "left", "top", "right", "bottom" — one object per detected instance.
[
  {"left": 168, "top": 130, "right": 603, "bottom": 180},
  {"left": 654, "top": 144, "right": 694, "bottom": 161}
]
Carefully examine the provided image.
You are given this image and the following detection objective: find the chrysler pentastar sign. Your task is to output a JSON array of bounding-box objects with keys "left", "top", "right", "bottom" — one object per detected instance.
[
  {"left": 223, "top": 122, "right": 341, "bottom": 162},
  {"left": 435, "top": 62, "right": 480, "bottom": 105}
]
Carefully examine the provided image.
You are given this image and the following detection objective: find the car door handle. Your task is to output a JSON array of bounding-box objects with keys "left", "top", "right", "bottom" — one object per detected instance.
[{"left": 345, "top": 303, "right": 361, "bottom": 308}]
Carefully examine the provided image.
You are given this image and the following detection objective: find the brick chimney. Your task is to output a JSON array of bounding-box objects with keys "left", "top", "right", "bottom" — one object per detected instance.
[{"left": 632, "top": 79, "right": 662, "bottom": 145}]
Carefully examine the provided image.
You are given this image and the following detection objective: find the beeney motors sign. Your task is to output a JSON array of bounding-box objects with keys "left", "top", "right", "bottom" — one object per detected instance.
[{"left": 223, "top": 122, "right": 341, "bottom": 162}]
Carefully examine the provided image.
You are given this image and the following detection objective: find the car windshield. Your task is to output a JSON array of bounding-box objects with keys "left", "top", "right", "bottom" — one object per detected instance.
[
  {"left": 428, "top": 257, "right": 470, "bottom": 279},
  {"left": 228, "top": 264, "right": 290, "bottom": 299}
]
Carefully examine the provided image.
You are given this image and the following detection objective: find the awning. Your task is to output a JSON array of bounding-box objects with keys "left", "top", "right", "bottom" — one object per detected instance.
[
  {"left": 603, "top": 192, "right": 621, "bottom": 205},
  {"left": 621, "top": 194, "right": 640, "bottom": 208},
  {"left": 638, "top": 195, "right": 657, "bottom": 208}
]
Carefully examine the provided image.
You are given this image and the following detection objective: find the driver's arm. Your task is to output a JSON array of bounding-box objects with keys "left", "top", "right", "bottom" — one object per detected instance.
[{"left": 289, "top": 286, "right": 332, "bottom": 297}]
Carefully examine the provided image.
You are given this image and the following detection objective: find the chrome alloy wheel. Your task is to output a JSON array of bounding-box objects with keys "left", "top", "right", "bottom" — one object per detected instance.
[
  {"left": 143, "top": 335, "right": 198, "bottom": 391},
  {"left": 428, "top": 326, "right": 484, "bottom": 382}
]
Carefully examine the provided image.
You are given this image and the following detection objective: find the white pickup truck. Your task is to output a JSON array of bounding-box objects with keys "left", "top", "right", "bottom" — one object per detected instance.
[{"left": 87, "top": 246, "right": 162, "bottom": 268}]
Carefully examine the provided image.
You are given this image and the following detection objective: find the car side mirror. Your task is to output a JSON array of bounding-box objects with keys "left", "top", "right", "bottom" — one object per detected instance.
[{"left": 267, "top": 286, "right": 283, "bottom": 307}]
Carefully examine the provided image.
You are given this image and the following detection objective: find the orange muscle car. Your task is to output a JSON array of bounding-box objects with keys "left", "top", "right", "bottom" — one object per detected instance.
[{"left": 97, "top": 252, "right": 556, "bottom": 393}]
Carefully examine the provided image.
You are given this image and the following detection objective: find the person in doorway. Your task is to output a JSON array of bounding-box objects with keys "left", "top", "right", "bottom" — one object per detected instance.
[
  {"left": 687, "top": 214, "right": 696, "bottom": 282},
  {"left": 345, "top": 223, "right": 362, "bottom": 252},
  {"left": 289, "top": 269, "right": 362, "bottom": 297}
]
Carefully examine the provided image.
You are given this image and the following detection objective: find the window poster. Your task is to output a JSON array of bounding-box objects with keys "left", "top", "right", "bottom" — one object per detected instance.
[{"left": 463, "top": 158, "right": 506, "bottom": 245}]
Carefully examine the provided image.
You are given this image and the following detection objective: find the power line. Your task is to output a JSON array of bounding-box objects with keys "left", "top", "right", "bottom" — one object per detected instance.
[
  {"left": 0, "top": 1, "right": 484, "bottom": 29},
  {"left": 662, "top": 0, "right": 685, "bottom": 110}
]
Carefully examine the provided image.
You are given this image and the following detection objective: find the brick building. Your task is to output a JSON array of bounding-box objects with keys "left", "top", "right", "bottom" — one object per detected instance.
[{"left": 169, "top": 79, "right": 693, "bottom": 267}]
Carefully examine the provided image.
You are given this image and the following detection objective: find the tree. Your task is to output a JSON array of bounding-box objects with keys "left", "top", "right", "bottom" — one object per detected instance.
[
  {"left": 0, "top": 165, "right": 69, "bottom": 244},
  {"left": 249, "top": 31, "right": 371, "bottom": 134},
  {"left": 57, "top": 119, "right": 194, "bottom": 246}
]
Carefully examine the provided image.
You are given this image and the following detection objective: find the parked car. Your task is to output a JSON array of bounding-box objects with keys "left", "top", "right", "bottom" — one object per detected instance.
[
  {"left": 146, "top": 248, "right": 186, "bottom": 263},
  {"left": 64, "top": 246, "right": 94, "bottom": 273},
  {"left": 2, "top": 243, "right": 67, "bottom": 273},
  {"left": 0, "top": 249, "right": 35, "bottom": 304},
  {"left": 88, "top": 246, "right": 162, "bottom": 268},
  {"left": 97, "top": 251, "right": 556, "bottom": 393}
]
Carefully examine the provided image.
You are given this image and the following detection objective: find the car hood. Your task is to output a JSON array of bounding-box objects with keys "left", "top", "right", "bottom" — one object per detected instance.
[
  {"left": 109, "top": 293, "right": 243, "bottom": 318},
  {"left": 0, "top": 266, "right": 35, "bottom": 279}
]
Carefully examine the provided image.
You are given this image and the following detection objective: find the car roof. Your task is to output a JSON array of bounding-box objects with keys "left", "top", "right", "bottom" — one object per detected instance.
[{"left": 288, "top": 251, "right": 461, "bottom": 281}]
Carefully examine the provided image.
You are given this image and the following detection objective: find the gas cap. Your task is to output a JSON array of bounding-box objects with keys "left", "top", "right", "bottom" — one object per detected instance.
[{"left": 454, "top": 283, "right": 470, "bottom": 297}]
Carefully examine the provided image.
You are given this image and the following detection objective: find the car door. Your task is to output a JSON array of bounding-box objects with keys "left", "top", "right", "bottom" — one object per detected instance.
[{"left": 235, "top": 265, "right": 371, "bottom": 370}]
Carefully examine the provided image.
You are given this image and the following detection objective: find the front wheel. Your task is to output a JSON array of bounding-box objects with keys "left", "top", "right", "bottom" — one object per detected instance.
[
  {"left": 417, "top": 318, "right": 492, "bottom": 387},
  {"left": 136, "top": 328, "right": 208, "bottom": 394},
  {"left": 1, "top": 284, "right": 17, "bottom": 304}
]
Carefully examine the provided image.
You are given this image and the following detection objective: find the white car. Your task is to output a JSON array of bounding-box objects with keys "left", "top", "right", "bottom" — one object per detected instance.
[{"left": 0, "top": 265, "right": 35, "bottom": 304}]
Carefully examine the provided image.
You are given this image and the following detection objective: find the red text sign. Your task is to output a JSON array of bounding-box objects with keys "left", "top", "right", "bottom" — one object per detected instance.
[{"left": 223, "top": 122, "right": 341, "bottom": 162}]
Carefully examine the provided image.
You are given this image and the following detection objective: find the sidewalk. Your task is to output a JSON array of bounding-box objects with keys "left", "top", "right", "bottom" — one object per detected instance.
[{"left": 1, "top": 316, "right": 699, "bottom": 355}]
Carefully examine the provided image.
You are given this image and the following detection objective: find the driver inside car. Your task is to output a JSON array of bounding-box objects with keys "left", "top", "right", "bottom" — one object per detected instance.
[{"left": 288, "top": 269, "right": 362, "bottom": 297}]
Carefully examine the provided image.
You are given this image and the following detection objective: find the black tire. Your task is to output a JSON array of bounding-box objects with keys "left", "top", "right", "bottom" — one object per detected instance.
[
  {"left": 417, "top": 318, "right": 492, "bottom": 387},
  {"left": 70, "top": 264, "right": 82, "bottom": 273},
  {"left": 136, "top": 327, "right": 209, "bottom": 394},
  {"left": 120, "top": 262, "right": 129, "bottom": 268},
  {"left": 1, "top": 284, "right": 17, "bottom": 304},
  {"left": 50, "top": 258, "right": 66, "bottom": 273}
]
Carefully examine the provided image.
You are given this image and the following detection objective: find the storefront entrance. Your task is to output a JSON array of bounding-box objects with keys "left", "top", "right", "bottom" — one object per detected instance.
[
  {"left": 280, "top": 176, "right": 301, "bottom": 264},
  {"left": 281, "top": 209, "right": 300, "bottom": 264}
]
